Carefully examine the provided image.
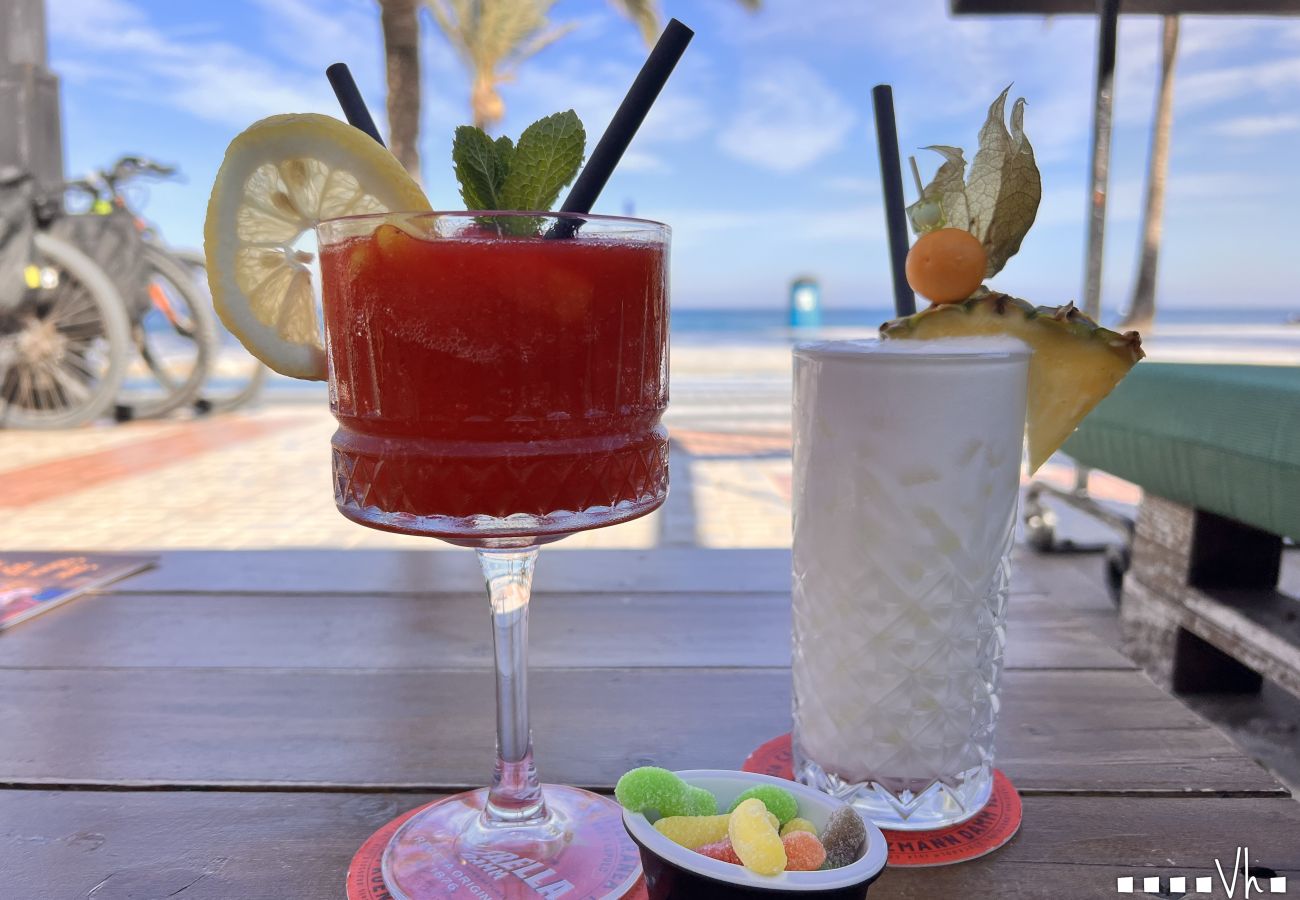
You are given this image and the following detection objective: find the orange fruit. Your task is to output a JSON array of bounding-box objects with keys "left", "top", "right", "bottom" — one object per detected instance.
[{"left": 905, "top": 228, "right": 987, "bottom": 304}]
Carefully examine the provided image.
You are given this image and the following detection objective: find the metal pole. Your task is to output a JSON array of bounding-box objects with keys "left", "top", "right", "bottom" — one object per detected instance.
[{"left": 1081, "top": 0, "right": 1120, "bottom": 321}]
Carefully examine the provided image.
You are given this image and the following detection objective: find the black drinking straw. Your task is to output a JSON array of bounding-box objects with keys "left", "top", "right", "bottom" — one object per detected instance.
[
  {"left": 871, "top": 84, "right": 916, "bottom": 317},
  {"left": 326, "top": 62, "right": 386, "bottom": 146},
  {"left": 545, "top": 18, "right": 694, "bottom": 239}
]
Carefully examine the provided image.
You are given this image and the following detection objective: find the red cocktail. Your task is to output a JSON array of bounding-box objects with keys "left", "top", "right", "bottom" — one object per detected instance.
[
  {"left": 316, "top": 211, "right": 670, "bottom": 899},
  {"left": 320, "top": 213, "right": 669, "bottom": 539}
]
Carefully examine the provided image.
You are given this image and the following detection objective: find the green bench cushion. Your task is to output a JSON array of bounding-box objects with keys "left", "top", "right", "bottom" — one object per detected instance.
[{"left": 1063, "top": 363, "right": 1300, "bottom": 541}]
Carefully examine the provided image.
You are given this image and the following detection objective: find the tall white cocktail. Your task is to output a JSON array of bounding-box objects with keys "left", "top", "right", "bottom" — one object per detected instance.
[{"left": 791, "top": 338, "right": 1029, "bottom": 830}]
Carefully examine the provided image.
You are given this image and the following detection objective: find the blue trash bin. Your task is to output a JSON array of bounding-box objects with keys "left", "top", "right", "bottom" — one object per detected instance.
[{"left": 789, "top": 276, "right": 821, "bottom": 328}]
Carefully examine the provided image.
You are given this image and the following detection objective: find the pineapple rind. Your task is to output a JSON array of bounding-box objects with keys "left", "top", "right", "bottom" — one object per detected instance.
[{"left": 881, "top": 293, "right": 1143, "bottom": 471}]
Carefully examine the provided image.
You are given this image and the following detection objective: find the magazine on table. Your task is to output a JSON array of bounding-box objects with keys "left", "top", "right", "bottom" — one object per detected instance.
[{"left": 0, "top": 553, "right": 157, "bottom": 631}]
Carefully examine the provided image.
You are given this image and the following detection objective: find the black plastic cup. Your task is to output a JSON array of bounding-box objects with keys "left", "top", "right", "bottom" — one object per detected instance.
[{"left": 622, "top": 770, "right": 888, "bottom": 899}]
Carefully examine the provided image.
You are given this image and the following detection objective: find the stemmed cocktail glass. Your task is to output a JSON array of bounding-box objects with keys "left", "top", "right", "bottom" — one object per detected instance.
[{"left": 317, "top": 211, "right": 669, "bottom": 899}]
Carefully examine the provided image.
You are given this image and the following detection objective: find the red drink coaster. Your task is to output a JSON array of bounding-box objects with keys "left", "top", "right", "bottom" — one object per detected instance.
[
  {"left": 743, "top": 733, "right": 1022, "bottom": 868},
  {"left": 346, "top": 795, "right": 648, "bottom": 900}
]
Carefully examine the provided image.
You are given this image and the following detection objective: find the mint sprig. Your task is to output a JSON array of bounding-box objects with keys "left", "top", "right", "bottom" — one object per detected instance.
[
  {"left": 452, "top": 110, "right": 586, "bottom": 234},
  {"left": 453, "top": 126, "right": 511, "bottom": 210}
]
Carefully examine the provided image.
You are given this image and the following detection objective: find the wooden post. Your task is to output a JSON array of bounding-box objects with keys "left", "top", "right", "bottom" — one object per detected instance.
[{"left": 1120, "top": 495, "right": 1294, "bottom": 696}]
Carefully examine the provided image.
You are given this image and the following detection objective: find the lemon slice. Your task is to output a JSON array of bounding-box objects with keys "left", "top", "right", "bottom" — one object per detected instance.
[{"left": 204, "top": 113, "right": 430, "bottom": 380}]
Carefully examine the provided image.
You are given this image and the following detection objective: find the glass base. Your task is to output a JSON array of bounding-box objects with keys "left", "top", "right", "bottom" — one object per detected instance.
[
  {"left": 796, "top": 756, "right": 994, "bottom": 831},
  {"left": 381, "top": 785, "right": 642, "bottom": 899},
  {"left": 336, "top": 492, "right": 665, "bottom": 542}
]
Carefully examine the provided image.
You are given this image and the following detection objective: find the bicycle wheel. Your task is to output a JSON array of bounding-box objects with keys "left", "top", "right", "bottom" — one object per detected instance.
[
  {"left": 0, "top": 232, "right": 131, "bottom": 428},
  {"left": 172, "top": 249, "right": 268, "bottom": 412},
  {"left": 116, "top": 244, "right": 216, "bottom": 419}
]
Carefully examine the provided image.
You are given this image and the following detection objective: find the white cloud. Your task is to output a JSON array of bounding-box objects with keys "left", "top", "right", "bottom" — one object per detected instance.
[
  {"left": 1166, "top": 170, "right": 1278, "bottom": 198},
  {"left": 1036, "top": 168, "right": 1276, "bottom": 234},
  {"left": 716, "top": 60, "right": 854, "bottom": 172},
  {"left": 498, "top": 52, "right": 712, "bottom": 162},
  {"left": 48, "top": 0, "right": 346, "bottom": 128},
  {"left": 247, "top": 0, "right": 380, "bottom": 74},
  {"left": 1178, "top": 17, "right": 1275, "bottom": 60},
  {"left": 1178, "top": 57, "right": 1300, "bottom": 110},
  {"left": 1209, "top": 113, "right": 1300, "bottom": 138},
  {"left": 655, "top": 205, "right": 882, "bottom": 244},
  {"left": 618, "top": 151, "right": 670, "bottom": 174}
]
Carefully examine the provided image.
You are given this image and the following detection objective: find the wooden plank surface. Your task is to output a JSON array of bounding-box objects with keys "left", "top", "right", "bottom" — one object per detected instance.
[
  {"left": 112, "top": 549, "right": 796, "bottom": 596},
  {"left": 113, "top": 547, "right": 1066, "bottom": 599},
  {"left": 0, "top": 590, "right": 1133, "bottom": 671},
  {"left": 3, "top": 547, "right": 1293, "bottom": 899},
  {"left": 0, "top": 668, "right": 1279, "bottom": 795},
  {"left": 3, "top": 789, "right": 1296, "bottom": 900}
]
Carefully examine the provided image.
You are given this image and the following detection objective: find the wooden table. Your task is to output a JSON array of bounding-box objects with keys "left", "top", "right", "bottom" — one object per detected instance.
[{"left": 3, "top": 548, "right": 1297, "bottom": 899}]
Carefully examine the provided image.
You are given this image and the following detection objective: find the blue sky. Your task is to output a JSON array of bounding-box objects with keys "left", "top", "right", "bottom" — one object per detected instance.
[{"left": 47, "top": 0, "right": 1300, "bottom": 313}]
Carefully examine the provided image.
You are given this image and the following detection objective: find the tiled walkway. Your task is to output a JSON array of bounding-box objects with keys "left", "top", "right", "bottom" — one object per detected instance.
[
  {"left": 0, "top": 402, "right": 1140, "bottom": 553},
  {"left": 7, "top": 327, "right": 1296, "bottom": 551}
]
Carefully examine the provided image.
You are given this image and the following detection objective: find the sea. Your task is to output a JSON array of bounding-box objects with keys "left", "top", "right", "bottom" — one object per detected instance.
[
  {"left": 669, "top": 306, "right": 1297, "bottom": 345},
  {"left": 190, "top": 305, "right": 1297, "bottom": 397}
]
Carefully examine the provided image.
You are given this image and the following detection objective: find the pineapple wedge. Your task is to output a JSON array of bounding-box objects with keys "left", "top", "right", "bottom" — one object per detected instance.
[{"left": 881, "top": 293, "right": 1144, "bottom": 472}]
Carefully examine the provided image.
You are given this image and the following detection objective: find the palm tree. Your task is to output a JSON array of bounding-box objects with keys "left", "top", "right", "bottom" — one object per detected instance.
[
  {"left": 606, "top": 0, "right": 760, "bottom": 47},
  {"left": 375, "top": 0, "right": 761, "bottom": 176},
  {"left": 426, "top": 0, "right": 573, "bottom": 132},
  {"left": 377, "top": 0, "right": 423, "bottom": 177},
  {"left": 1121, "top": 16, "right": 1179, "bottom": 332}
]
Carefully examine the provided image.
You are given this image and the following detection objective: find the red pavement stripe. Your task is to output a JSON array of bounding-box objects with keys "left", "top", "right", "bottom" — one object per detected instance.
[{"left": 0, "top": 417, "right": 303, "bottom": 508}]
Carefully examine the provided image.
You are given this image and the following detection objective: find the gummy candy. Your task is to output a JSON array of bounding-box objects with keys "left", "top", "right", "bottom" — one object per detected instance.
[
  {"left": 685, "top": 784, "right": 717, "bottom": 816},
  {"left": 696, "top": 838, "right": 741, "bottom": 865},
  {"left": 779, "top": 817, "right": 817, "bottom": 838},
  {"left": 820, "top": 806, "right": 867, "bottom": 869},
  {"left": 615, "top": 767, "right": 694, "bottom": 817},
  {"left": 654, "top": 814, "right": 731, "bottom": 849},
  {"left": 782, "top": 831, "right": 827, "bottom": 871},
  {"left": 728, "top": 797, "right": 786, "bottom": 876},
  {"left": 728, "top": 785, "right": 799, "bottom": 826},
  {"left": 695, "top": 830, "right": 827, "bottom": 874}
]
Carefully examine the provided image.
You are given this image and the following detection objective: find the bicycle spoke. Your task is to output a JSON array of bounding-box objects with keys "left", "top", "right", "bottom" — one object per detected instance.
[
  {"left": 63, "top": 348, "right": 99, "bottom": 382},
  {"left": 13, "top": 364, "right": 33, "bottom": 410},
  {"left": 45, "top": 280, "right": 97, "bottom": 327},
  {"left": 49, "top": 359, "right": 92, "bottom": 403},
  {"left": 30, "top": 363, "right": 56, "bottom": 412}
]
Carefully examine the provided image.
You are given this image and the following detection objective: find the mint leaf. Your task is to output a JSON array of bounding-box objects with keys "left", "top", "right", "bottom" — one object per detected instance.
[
  {"left": 453, "top": 125, "right": 509, "bottom": 210},
  {"left": 499, "top": 110, "right": 585, "bottom": 213},
  {"left": 493, "top": 135, "right": 515, "bottom": 176}
]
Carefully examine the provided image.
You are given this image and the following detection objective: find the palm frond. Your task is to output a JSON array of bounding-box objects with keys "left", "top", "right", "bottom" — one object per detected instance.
[
  {"left": 607, "top": 0, "right": 659, "bottom": 46},
  {"left": 423, "top": 0, "right": 575, "bottom": 130},
  {"left": 508, "top": 21, "right": 577, "bottom": 72}
]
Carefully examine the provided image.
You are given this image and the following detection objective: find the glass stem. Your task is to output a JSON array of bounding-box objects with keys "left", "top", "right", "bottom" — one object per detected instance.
[{"left": 478, "top": 545, "right": 548, "bottom": 827}]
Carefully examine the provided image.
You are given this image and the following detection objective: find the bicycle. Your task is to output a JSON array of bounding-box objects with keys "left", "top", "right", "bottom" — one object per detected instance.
[
  {"left": 68, "top": 156, "right": 269, "bottom": 417},
  {"left": 58, "top": 155, "right": 217, "bottom": 420},
  {"left": 170, "top": 248, "right": 269, "bottom": 415},
  {"left": 1, "top": 166, "right": 132, "bottom": 429}
]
